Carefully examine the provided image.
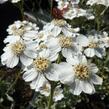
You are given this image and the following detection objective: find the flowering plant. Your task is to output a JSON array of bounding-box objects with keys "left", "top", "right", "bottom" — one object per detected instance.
[{"left": 1, "top": 0, "right": 109, "bottom": 109}]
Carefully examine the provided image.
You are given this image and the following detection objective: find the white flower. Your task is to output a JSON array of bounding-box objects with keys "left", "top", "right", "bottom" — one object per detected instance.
[
  {"left": 39, "top": 82, "right": 64, "bottom": 102},
  {"left": 87, "top": 0, "right": 109, "bottom": 7},
  {"left": 53, "top": 85, "right": 64, "bottom": 102},
  {"left": 98, "top": 32, "right": 109, "bottom": 48},
  {"left": 55, "top": 0, "right": 94, "bottom": 20},
  {"left": 56, "top": 34, "right": 82, "bottom": 58},
  {"left": 23, "top": 49, "right": 59, "bottom": 91},
  {"left": 56, "top": 0, "right": 69, "bottom": 10},
  {"left": 4, "top": 20, "right": 39, "bottom": 43},
  {"left": 63, "top": 8, "right": 94, "bottom": 20},
  {"left": 1, "top": 39, "right": 37, "bottom": 68},
  {"left": 57, "top": 54, "right": 103, "bottom": 95},
  {"left": 11, "top": 0, "right": 21, "bottom": 3},
  {"left": 43, "top": 19, "right": 79, "bottom": 37},
  {"left": 36, "top": 34, "right": 61, "bottom": 60},
  {"left": 83, "top": 35, "right": 106, "bottom": 58}
]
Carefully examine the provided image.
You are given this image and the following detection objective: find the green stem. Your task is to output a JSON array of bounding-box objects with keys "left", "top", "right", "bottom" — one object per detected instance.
[
  {"left": 6, "top": 72, "right": 21, "bottom": 94},
  {"left": 21, "top": 0, "right": 24, "bottom": 20},
  {"left": 17, "top": 0, "right": 24, "bottom": 20},
  {"left": 100, "top": 7, "right": 108, "bottom": 16},
  {"left": 48, "top": 82, "right": 55, "bottom": 109},
  {"left": 50, "top": 0, "right": 53, "bottom": 17},
  {"left": 96, "top": 18, "right": 100, "bottom": 31}
]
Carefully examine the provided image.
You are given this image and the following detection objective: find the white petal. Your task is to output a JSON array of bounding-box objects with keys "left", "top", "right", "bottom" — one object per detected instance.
[
  {"left": 53, "top": 85, "right": 64, "bottom": 102},
  {"left": 30, "top": 74, "right": 47, "bottom": 91},
  {"left": 1, "top": 52, "right": 19, "bottom": 68},
  {"left": 67, "top": 54, "right": 87, "bottom": 65},
  {"left": 20, "top": 54, "right": 33, "bottom": 66},
  {"left": 58, "top": 62, "right": 74, "bottom": 84},
  {"left": 80, "top": 81, "right": 94, "bottom": 94},
  {"left": 90, "top": 74, "right": 103, "bottom": 85},
  {"left": 23, "top": 68, "right": 38, "bottom": 82},
  {"left": 45, "top": 64, "right": 59, "bottom": 81},
  {"left": 71, "top": 79, "right": 82, "bottom": 95},
  {"left": 84, "top": 48, "right": 95, "bottom": 57},
  {"left": 76, "top": 35, "right": 89, "bottom": 47},
  {"left": 39, "top": 49, "right": 50, "bottom": 58},
  {"left": 47, "top": 37, "right": 61, "bottom": 53},
  {"left": 24, "top": 49, "right": 37, "bottom": 58},
  {"left": 62, "top": 48, "right": 73, "bottom": 58},
  {"left": 66, "top": 55, "right": 79, "bottom": 65},
  {"left": 95, "top": 48, "right": 105, "bottom": 58},
  {"left": 78, "top": 54, "right": 87, "bottom": 65},
  {"left": 39, "top": 82, "right": 50, "bottom": 97},
  {"left": 53, "top": 93, "right": 64, "bottom": 102},
  {"left": 62, "top": 28, "right": 72, "bottom": 36},
  {"left": 89, "top": 63, "right": 98, "bottom": 73},
  {"left": 49, "top": 52, "right": 59, "bottom": 62},
  {"left": 52, "top": 26, "right": 61, "bottom": 37},
  {"left": 4, "top": 35, "right": 20, "bottom": 43},
  {"left": 23, "top": 31, "right": 38, "bottom": 40}
]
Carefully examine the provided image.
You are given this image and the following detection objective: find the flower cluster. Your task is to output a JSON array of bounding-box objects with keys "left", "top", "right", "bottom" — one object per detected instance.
[
  {"left": 1, "top": 17, "right": 109, "bottom": 100},
  {"left": 1, "top": 0, "right": 109, "bottom": 104},
  {"left": 87, "top": 0, "right": 109, "bottom": 7},
  {"left": 54, "top": 0, "right": 94, "bottom": 20}
]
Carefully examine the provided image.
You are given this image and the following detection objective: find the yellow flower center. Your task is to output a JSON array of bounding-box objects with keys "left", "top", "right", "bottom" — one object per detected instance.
[
  {"left": 41, "top": 84, "right": 50, "bottom": 93},
  {"left": 52, "top": 19, "right": 66, "bottom": 27},
  {"left": 59, "top": 35, "right": 72, "bottom": 48},
  {"left": 33, "top": 57, "right": 50, "bottom": 72},
  {"left": 39, "top": 44, "right": 48, "bottom": 49},
  {"left": 88, "top": 42, "right": 98, "bottom": 48},
  {"left": 38, "top": 33, "right": 44, "bottom": 39},
  {"left": 11, "top": 42, "right": 25, "bottom": 55},
  {"left": 12, "top": 26, "right": 25, "bottom": 36},
  {"left": 74, "top": 64, "right": 89, "bottom": 80}
]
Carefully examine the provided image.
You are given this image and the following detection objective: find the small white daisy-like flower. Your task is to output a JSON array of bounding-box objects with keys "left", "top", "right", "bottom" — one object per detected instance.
[
  {"left": 23, "top": 49, "right": 59, "bottom": 91},
  {"left": 56, "top": 34, "right": 82, "bottom": 58},
  {"left": 43, "top": 19, "right": 79, "bottom": 37},
  {"left": 87, "top": 0, "right": 109, "bottom": 7},
  {"left": 1, "top": 39, "right": 37, "bottom": 68},
  {"left": 57, "top": 54, "right": 103, "bottom": 95},
  {"left": 39, "top": 82, "right": 64, "bottom": 102},
  {"left": 63, "top": 7, "right": 94, "bottom": 20},
  {"left": 35, "top": 33, "right": 61, "bottom": 59},
  {"left": 98, "top": 32, "right": 109, "bottom": 48},
  {"left": 82, "top": 35, "right": 106, "bottom": 58},
  {"left": 4, "top": 20, "right": 39, "bottom": 43}
]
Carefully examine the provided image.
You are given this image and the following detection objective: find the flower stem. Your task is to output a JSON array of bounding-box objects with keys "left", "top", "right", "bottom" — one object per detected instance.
[
  {"left": 6, "top": 71, "right": 21, "bottom": 94},
  {"left": 96, "top": 18, "right": 100, "bottom": 31},
  {"left": 21, "top": 0, "right": 24, "bottom": 20},
  {"left": 48, "top": 82, "right": 55, "bottom": 109},
  {"left": 50, "top": 0, "right": 53, "bottom": 17},
  {"left": 17, "top": 0, "right": 24, "bottom": 20}
]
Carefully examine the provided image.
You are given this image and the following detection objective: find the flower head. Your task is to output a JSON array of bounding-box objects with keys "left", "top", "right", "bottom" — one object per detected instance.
[
  {"left": 1, "top": 39, "right": 37, "bottom": 68},
  {"left": 4, "top": 20, "right": 39, "bottom": 44},
  {"left": 57, "top": 54, "right": 103, "bottom": 95}
]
